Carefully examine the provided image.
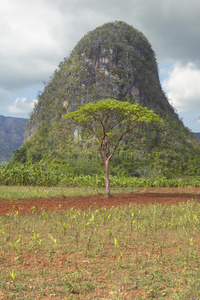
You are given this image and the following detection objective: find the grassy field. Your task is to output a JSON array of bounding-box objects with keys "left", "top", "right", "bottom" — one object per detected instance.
[
  {"left": 0, "top": 196, "right": 199, "bottom": 299},
  {"left": 0, "top": 185, "right": 138, "bottom": 200},
  {"left": 0, "top": 185, "right": 102, "bottom": 200},
  {"left": 1, "top": 184, "right": 200, "bottom": 201}
]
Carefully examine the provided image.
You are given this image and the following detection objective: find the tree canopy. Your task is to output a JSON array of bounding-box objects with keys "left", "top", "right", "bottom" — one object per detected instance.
[{"left": 64, "top": 99, "right": 162, "bottom": 196}]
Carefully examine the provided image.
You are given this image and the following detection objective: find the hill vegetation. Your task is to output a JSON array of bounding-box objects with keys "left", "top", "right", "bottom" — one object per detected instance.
[
  {"left": 5, "top": 21, "right": 200, "bottom": 180},
  {"left": 0, "top": 115, "right": 27, "bottom": 165}
]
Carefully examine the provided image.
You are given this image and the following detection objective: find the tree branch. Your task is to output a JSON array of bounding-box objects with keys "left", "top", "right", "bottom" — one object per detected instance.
[{"left": 108, "top": 122, "right": 143, "bottom": 161}]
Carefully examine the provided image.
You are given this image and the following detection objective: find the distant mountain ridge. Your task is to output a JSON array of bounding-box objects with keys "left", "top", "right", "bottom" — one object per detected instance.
[
  {"left": 194, "top": 133, "right": 200, "bottom": 139},
  {"left": 0, "top": 115, "right": 27, "bottom": 164}
]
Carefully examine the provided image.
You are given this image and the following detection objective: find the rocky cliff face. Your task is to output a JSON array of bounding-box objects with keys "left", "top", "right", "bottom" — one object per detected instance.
[
  {"left": 26, "top": 21, "right": 174, "bottom": 139},
  {"left": 15, "top": 21, "right": 200, "bottom": 177}
]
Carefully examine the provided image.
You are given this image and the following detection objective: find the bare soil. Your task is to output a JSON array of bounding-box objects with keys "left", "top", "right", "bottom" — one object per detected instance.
[
  {"left": 0, "top": 188, "right": 200, "bottom": 299},
  {"left": 1, "top": 187, "right": 200, "bottom": 215}
]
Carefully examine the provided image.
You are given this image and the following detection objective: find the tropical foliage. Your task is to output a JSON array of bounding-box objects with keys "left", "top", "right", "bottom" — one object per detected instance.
[{"left": 1, "top": 164, "right": 200, "bottom": 188}]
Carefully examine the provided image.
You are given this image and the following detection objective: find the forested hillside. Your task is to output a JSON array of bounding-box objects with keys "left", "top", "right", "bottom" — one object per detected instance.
[
  {"left": 9, "top": 21, "right": 200, "bottom": 178},
  {"left": 0, "top": 115, "right": 27, "bottom": 164}
]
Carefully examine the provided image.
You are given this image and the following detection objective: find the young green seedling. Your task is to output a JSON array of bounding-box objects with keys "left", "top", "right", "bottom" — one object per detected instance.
[
  {"left": 10, "top": 270, "right": 16, "bottom": 284},
  {"left": 31, "top": 206, "right": 35, "bottom": 214},
  {"left": 49, "top": 234, "right": 57, "bottom": 245},
  {"left": 114, "top": 237, "right": 118, "bottom": 249},
  {"left": 1, "top": 225, "right": 5, "bottom": 235}
]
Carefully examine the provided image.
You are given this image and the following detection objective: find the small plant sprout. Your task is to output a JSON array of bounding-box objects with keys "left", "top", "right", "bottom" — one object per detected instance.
[
  {"left": 13, "top": 235, "right": 22, "bottom": 251},
  {"left": 31, "top": 206, "right": 35, "bottom": 214},
  {"left": 49, "top": 234, "right": 57, "bottom": 245},
  {"left": 119, "top": 251, "right": 123, "bottom": 260},
  {"left": 31, "top": 232, "right": 42, "bottom": 246},
  {"left": 10, "top": 270, "right": 16, "bottom": 283},
  {"left": 1, "top": 225, "right": 5, "bottom": 235},
  {"left": 32, "top": 232, "right": 39, "bottom": 242},
  {"left": 16, "top": 235, "right": 22, "bottom": 244},
  {"left": 86, "top": 231, "right": 93, "bottom": 254},
  {"left": 13, "top": 242, "right": 18, "bottom": 251},
  {"left": 62, "top": 223, "right": 67, "bottom": 234},
  {"left": 114, "top": 237, "right": 118, "bottom": 249},
  {"left": 85, "top": 214, "right": 95, "bottom": 227},
  {"left": 40, "top": 208, "right": 48, "bottom": 219},
  {"left": 14, "top": 210, "right": 19, "bottom": 218}
]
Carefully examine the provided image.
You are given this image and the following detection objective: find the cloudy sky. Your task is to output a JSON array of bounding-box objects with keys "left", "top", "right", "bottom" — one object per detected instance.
[{"left": 1, "top": 0, "right": 200, "bottom": 132}]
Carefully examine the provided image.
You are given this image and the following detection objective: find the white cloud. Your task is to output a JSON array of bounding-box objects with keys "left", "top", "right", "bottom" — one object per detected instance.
[
  {"left": 8, "top": 97, "right": 37, "bottom": 115},
  {"left": 131, "top": 0, "right": 200, "bottom": 64},
  {"left": 0, "top": 0, "right": 200, "bottom": 131},
  {"left": 0, "top": 0, "right": 63, "bottom": 55},
  {"left": 0, "top": 0, "right": 64, "bottom": 91},
  {"left": 162, "top": 63, "right": 200, "bottom": 113}
]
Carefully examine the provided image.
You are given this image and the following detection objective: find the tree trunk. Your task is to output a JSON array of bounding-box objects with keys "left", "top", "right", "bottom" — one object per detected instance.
[{"left": 105, "top": 159, "right": 111, "bottom": 197}]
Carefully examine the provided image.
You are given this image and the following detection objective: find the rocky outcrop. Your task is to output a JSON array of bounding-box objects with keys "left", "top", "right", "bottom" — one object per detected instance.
[
  {"left": 26, "top": 21, "right": 175, "bottom": 139},
  {"left": 16, "top": 21, "right": 200, "bottom": 177}
]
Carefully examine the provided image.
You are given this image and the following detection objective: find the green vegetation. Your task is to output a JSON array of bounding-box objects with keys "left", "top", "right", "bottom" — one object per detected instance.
[
  {"left": 0, "top": 186, "right": 110, "bottom": 200},
  {"left": 0, "top": 202, "right": 199, "bottom": 299},
  {"left": 1, "top": 165, "right": 200, "bottom": 192},
  {"left": 5, "top": 21, "right": 200, "bottom": 180},
  {"left": 1, "top": 21, "right": 199, "bottom": 300},
  {"left": 65, "top": 99, "right": 162, "bottom": 196}
]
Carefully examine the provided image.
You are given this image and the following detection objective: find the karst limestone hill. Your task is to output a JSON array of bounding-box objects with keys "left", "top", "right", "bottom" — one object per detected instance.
[{"left": 11, "top": 21, "right": 200, "bottom": 177}]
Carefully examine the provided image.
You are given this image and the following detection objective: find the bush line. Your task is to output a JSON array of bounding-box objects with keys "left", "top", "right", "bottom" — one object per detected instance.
[{"left": 1, "top": 165, "right": 200, "bottom": 187}]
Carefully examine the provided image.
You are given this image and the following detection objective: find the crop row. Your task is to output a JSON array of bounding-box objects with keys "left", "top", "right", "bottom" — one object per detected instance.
[
  {"left": 1, "top": 165, "right": 200, "bottom": 187},
  {"left": 0, "top": 202, "right": 199, "bottom": 298}
]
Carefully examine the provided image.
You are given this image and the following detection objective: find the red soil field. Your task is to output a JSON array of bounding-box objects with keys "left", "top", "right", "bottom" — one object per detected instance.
[
  {"left": 0, "top": 188, "right": 200, "bottom": 299},
  {"left": 1, "top": 188, "right": 200, "bottom": 215}
]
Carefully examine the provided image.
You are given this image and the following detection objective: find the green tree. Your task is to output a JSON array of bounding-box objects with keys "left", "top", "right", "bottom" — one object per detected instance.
[{"left": 64, "top": 99, "right": 162, "bottom": 197}]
